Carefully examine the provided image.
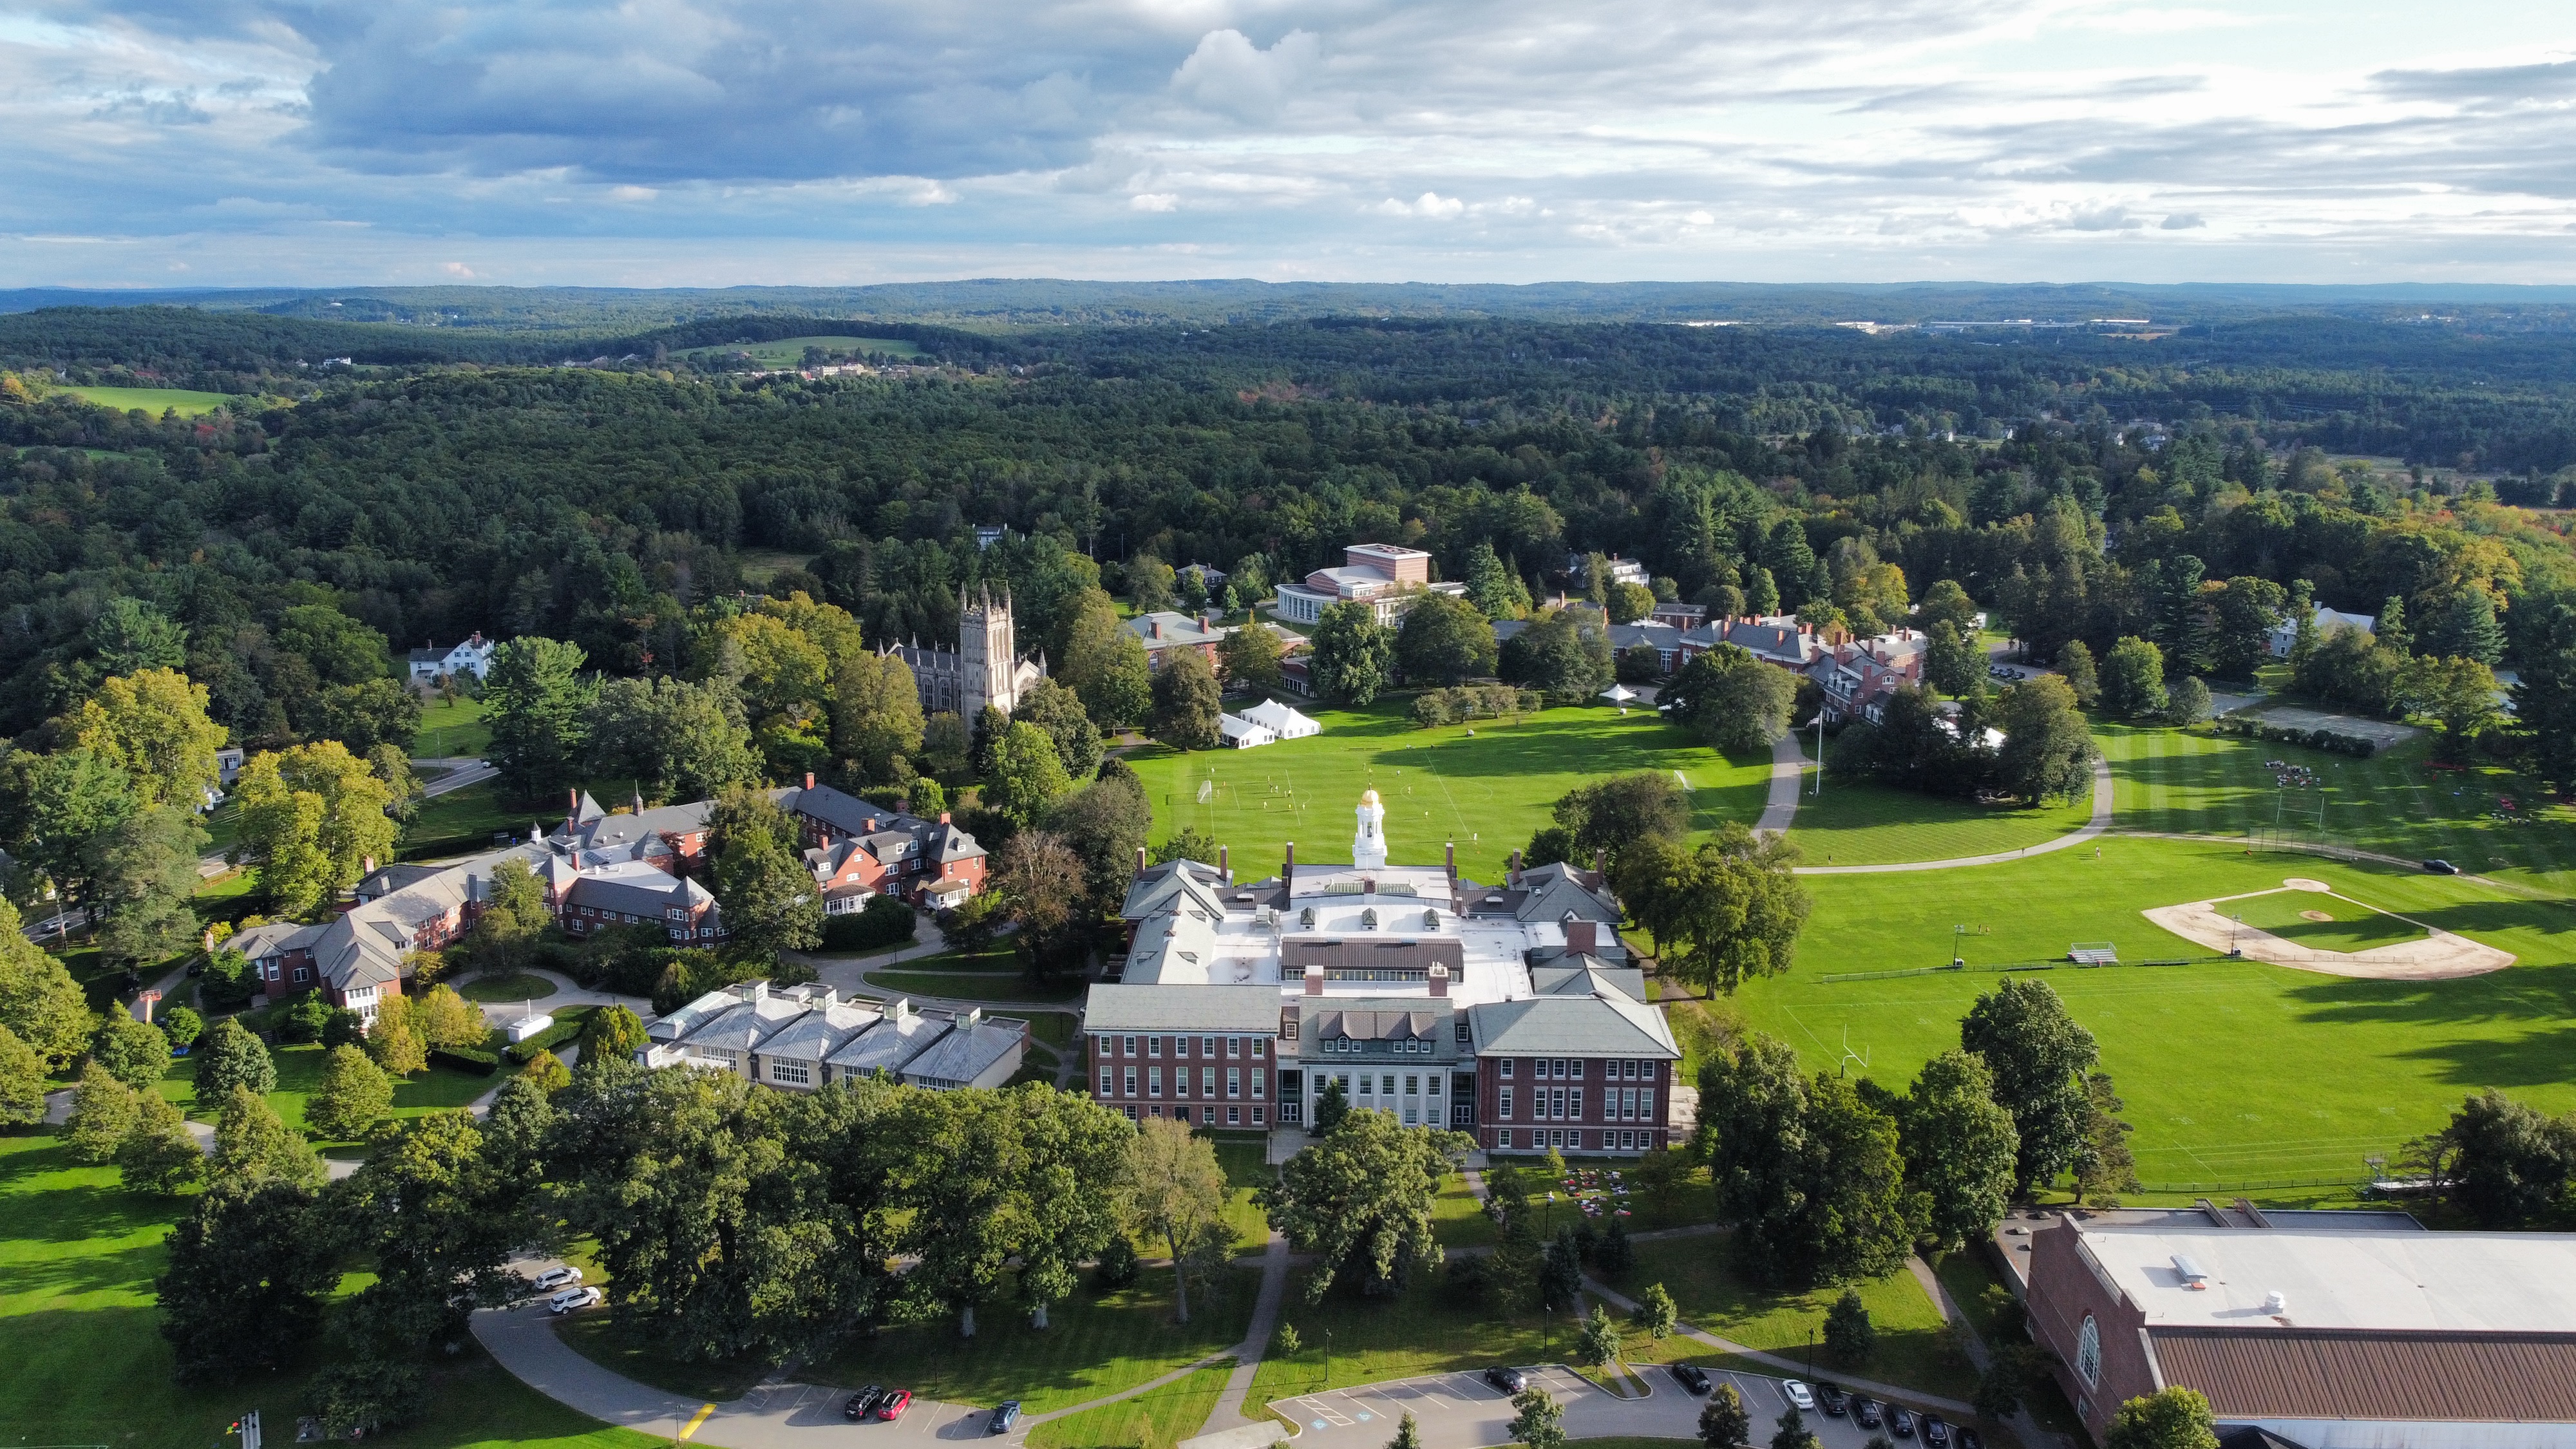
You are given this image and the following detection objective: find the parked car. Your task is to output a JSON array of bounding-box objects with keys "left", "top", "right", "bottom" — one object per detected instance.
[
  {"left": 876, "top": 1390, "right": 913, "bottom": 1422},
  {"left": 844, "top": 1388, "right": 884, "bottom": 1421},
  {"left": 1852, "top": 1398, "right": 1882, "bottom": 1429},
  {"left": 1924, "top": 1415, "right": 1951, "bottom": 1448},
  {"left": 988, "top": 1402, "right": 1021, "bottom": 1435},
  {"left": 1889, "top": 1406, "right": 1917, "bottom": 1439},
  {"left": 532, "top": 1265, "right": 582, "bottom": 1292},
  {"left": 1783, "top": 1381, "right": 1815, "bottom": 1412},
  {"left": 1671, "top": 1364, "right": 1711, "bottom": 1395},
  {"left": 2423, "top": 858, "right": 2459, "bottom": 875},
  {"left": 1957, "top": 1427, "right": 1985, "bottom": 1449},
  {"left": 1817, "top": 1384, "right": 1849, "bottom": 1417},
  {"left": 1485, "top": 1367, "right": 1529, "bottom": 1394},
  {"left": 547, "top": 1285, "right": 601, "bottom": 1314}
]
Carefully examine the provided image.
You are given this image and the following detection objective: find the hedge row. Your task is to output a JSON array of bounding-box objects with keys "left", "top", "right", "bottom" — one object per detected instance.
[
  {"left": 430, "top": 1046, "right": 498, "bottom": 1077},
  {"left": 504, "top": 1005, "right": 596, "bottom": 1064},
  {"left": 2212, "top": 715, "right": 2378, "bottom": 757}
]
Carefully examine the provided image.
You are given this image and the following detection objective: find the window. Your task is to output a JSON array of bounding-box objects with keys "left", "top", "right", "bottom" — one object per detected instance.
[
  {"left": 1097, "top": 1074, "right": 1112, "bottom": 1097},
  {"left": 2076, "top": 1316, "right": 2103, "bottom": 1388},
  {"left": 1122, "top": 1036, "right": 1136, "bottom": 1056},
  {"left": 1151, "top": 1104, "right": 1163, "bottom": 1118},
  {"left": 1095, "top": 1036, "right": 1110, "bottom": 1058},
  {"left": 1501, "top": 1058, "right": 1514, "bottom": 1078},
  {"left": 770, "top": 1060, "right": 811, "bottom": 1085},
  {"left": 1253, "top": 1039, "right": 1266, "bottom": 1059},
  {"left": 1624, "top": 1059, "right": 1638, "bottom": 1079},
  {"left": 1202, "top": 1037, "right": 1217, "bottom": 1057},
  {"left": 1253, "top": 1107, "right": 1265, "bottom": 1126},
  {"left": 1620, "top": 1130, "right": 1636, "bottom": 1150},
  {"left": 1227, "top": 1068, "right": 1241, "bottom": 1099},
  {"left": 292, "top": 966, "right": 310, "bottom": 983},
  {"left": 1123, "top": 1106, "right": 1137, "bottom": 1121},
  {"left": 1124, "top": 1068, "right": 1138, "bottom": 1096},
  {"left": 1641, "top": 1090, "right": 1653, "bottom": 1122},
  {"left": 1358, "top": 1074, "right": 1374, "bottom": 1098},
  {"left": 1148, "top": 1037, "right": 1162, "bottom": 1057},
  {"left": 1149, "top": 1067, "right": 1163, "bottom": 1097},
  {"left": 1201, "top": 1067, "right": 1215, "bottom": 1096},
  {"left": 1225, "top": 1106, "right": 1239, "bottom": 1125},
  {"left": 1571, "top": 1090, "right": 1583, "bottom": 1119},
  {"left": 1380, "top": 1074, "right": 1395, "bottom": 1097},
  {"left": 1403, "top": 1104, "right": 1418, "bottom": 1124},
  {"left": 1571, "top": 1059, "right": 1585, "bottom": 1079},
  {"left": 1252, "top": 1070, "right": 1265, "bottom": 1099},
  {"left": 1501, "top": 1086, "right": 1514, "bottom": 1119}
]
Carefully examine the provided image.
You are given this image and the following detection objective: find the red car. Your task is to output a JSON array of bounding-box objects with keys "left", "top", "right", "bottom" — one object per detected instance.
[{"left": 877, "top": 1390, "right": 913, "bottom": 1422}]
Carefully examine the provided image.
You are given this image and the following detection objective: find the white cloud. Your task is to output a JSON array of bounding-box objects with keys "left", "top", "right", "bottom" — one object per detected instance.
[
  {"left": 1378, "top": 191, "right": 1465, "bottom": 218},
  {"left": 441, "top": 260, "right": 475, "bottom": 278},
  {"left": 1131, "top": 191, "right": 1180, "bottom": 211},
  {"left": 1170, "top": 28, "right": 1318, "bottom": 122}
]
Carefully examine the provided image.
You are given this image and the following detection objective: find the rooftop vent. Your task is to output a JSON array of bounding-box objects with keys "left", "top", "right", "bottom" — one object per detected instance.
[
  {"left": 2172, "top": 1254, "right": 2211, "bottom": 1289},
  {"left": 2262, "top": 1291, "right": 2287, "bottom": 1315}
]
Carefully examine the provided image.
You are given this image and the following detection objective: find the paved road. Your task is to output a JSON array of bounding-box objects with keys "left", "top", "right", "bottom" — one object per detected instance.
[
  {"left": 1276, "top": 1361, "right": 1933, "bottom": 1449},
  {"left": 1794, "top": 752, "right": 2114, "bottom": 876}
]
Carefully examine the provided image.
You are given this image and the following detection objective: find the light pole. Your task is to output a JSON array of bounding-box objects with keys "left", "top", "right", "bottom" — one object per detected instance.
[
  {"left": 1812, "top": 715, "right": 1826, "bottom": 797},
  {"left": 1323, "top": 1327, "right": 1331, "bottom": 1390}
]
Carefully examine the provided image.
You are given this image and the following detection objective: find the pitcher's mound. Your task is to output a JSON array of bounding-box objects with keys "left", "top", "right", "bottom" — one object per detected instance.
[{"left": 2299, "top": 909, "right": 2334, "bottom": 922}]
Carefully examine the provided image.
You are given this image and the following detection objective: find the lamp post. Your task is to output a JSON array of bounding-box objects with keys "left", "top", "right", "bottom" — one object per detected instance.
[{"left": 1323, "top": 1327, "right": 1331, "bottom": 1391}]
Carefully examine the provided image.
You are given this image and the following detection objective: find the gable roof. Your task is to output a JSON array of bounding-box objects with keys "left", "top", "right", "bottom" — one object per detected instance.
[{"left": 1469, "top": 992, "right": 1679, "bottom": 1058}]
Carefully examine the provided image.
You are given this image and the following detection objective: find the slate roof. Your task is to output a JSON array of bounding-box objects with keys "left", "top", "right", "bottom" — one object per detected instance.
[
  {"left": 900, "top": 1014, "right": 1025, "bottom": 1087},
  {"left": 1470, "top": 991, "right": 1678, "bottom": 1058},
  {"left": 1084, "top": 984, "right": 1284, "bottom": 1034},
  {"left": 826, "top": 1007, "right": 949, "bottom": 1077}
]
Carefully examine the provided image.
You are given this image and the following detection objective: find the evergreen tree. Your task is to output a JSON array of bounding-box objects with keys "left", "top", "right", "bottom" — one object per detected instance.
[
  {"left": 484, "top": 636, "right": 593, "bottom": 800},
  {"left": 1388, "top": 1411, "right": 1425, "bottom": 1449},
  {"left": 118, "top": 1088, "right": 207, "bottom": 1194},
  {"left": 2377, "top": 595, "right": 2410, "bottom": 655},
  {"left": 64, "top": 1059, "right": 142, "bottom": 1163},
  {"left": 211, "top": 1084, "right": 324, "bottom": 1188},
  {"left": 91, "top": 1013, "right": 170, "bottom": 1094},
  {"left": 307, "top": 1043, "right": 394, "bottom": 1141},
  {"left": 1823, "top": 1289, "right": 1875, "bottom": 1365},
  {"left": 1634, "top": 1280, "right": 1678, "bottom": 1339},
  {"left": 2073, "top": 1072, "right": 2143, "bottom": 1206},
  {"left": 1699, "top": 1384, "right": 1751, "bottom": 1449},
  {"left": 1509, "top": 1386, "right": 1566, "bottom": 1449},
  {"left": 194, "top": 1016, "right": 277, "bottom": 1102},
  {"left": 2424, "top": 588, "right": 2506, "bottom": 665},
  {"left": 2056, "top": 639, "right": 2099, "bottom": 707}
]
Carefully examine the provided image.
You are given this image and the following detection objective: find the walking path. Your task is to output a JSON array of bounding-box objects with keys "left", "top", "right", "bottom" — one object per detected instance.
[
  {"left": 1199, "top": 1229, "right": 1294, "bottom": 1432},
  {"left": 1905, "top": 1256, "right": 2067, "bottom": 1449},
  {"left": 1793, "top": 753, "right": 2114, "bottom": 876},
  {"left": 1580, "top": 1277, "right": 1974, "bottom": 1419},
  {"left": 1756, "top": 733, "right": 1806, "bottom": 836}
]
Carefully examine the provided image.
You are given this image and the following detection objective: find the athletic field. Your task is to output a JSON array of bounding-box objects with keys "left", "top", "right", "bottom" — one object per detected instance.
[{"left": 1726, "top": 835, "right": 2575, "bottom": 1192}]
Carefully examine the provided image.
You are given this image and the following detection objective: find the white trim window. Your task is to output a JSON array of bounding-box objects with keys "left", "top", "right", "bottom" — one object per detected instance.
[
  {"left": 770, "top": 1059, "right": 811, "bottom": 1086},
  {"left": 2076, "top": 1316, "right": 2103, "bottom": 1388}
]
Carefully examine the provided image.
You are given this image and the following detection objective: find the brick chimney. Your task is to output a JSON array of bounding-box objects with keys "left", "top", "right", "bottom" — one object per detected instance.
[
  {"left": 804, "top": 772, "right": 816, "bottom": 790},
  {"left": 1135, "top": 846, "right": 1148, "bottom": 878},
  {"left": 1428, "top": 963, "right": 1450, "bottom": 999},
  {"left": 939, "top": 811, "right": 952, "bottom": 826},
  {"left": 1593, "top": 847, "right": 1606, "bottom": 878},
  {"left": 1304, "top": 963, "right": 1325, "bottom": 996},
  {"left": 864, "top": 817, "right": 878, "bottom": 833},
  {"left": 1445, "top": 840, "right": 1456, "bottom": 880},
  {"left": 1508, "top": 849, "right": 1523, "bottom": 887},
  {"left": 1150, "top": 618, "right": 1162, "bottom": 639},
  {"left": 1567, "top": 919, "right": 1598, "bottom": 956},
  {"left": 1218, "top": 844, "right": 1230, "bottom": 882}
]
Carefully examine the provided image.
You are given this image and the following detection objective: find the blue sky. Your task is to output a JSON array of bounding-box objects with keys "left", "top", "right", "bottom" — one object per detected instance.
[{"left": 3, "top": 0, "right": 2573, "bottom": 288}]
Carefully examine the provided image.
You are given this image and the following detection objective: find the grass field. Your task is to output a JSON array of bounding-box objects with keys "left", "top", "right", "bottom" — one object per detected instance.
[
  {"left": 162, "top": 1041, "right": 495, "bottom": 1147},
  {"left": 1249, "top": 1267, "right": 1552, "bottom": 1410},
  {"left": 800, "top": 1267, "right": 1258, "bottom": 1416},
  {"left": 55, "top": 384, "right": 247, "bottom": 416},
  {"left": 415, "top": 695, "right": 493, "bottom": 757},
  {"left": 460, "top": 971, "right": 559, "bottom": 1002},
  {"left": 1786, "top": 775, "right": 2095, "bottom": 866},
  {"left": 2101, "top": 722, "right": 2576, "bottom": 898},
  {"left": 0, "top": 1133, "right": 652, "bottom": 1449},
  {"left": 674, "top": 335, "right": 923, "bottom": 366},
  {"left": 402, "top": 779, "right": 522, "bottom": 859},
  {"left": 1613, "top": 1238, "right": 1978, "bottom": 1401},
  {"left": 1130, "top": 701, "right": 1770, "bottom": 886},
  {"left": 2226, "top": 887, "right": 2425, "bottom": 951},
  {"left": 1727, "top": 835, "right": 2576, "bottom": 1191},
  {"left": 1028, "top": 1361, "right": 1233, "bottom": 1449}
]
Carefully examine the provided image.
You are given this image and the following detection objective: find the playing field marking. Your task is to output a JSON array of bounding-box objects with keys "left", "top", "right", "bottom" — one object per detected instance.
[
  {"left": 1674, "top": 769, "right": 1692, "bottom": 791},
  {"left": 678, "top": 1404, "right": 717, "bottom": 1441}
]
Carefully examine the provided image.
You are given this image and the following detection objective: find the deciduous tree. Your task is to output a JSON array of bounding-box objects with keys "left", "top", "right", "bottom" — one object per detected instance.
[
  {"left": 365, "top": 993, "right": 430, "bottom": 1076},
  {"left": 1614, "top": 826, "right": 1811, "bottom": 996},
  {"left": 156, "top": 1180, "right": 339, "bottom": 1383},
  {"left": 118, "top": 1088, "right": 206, "bottom": 1193},
  {"left": 1900, "top": 1049, "right": 2018, "bottom": 1251},
  {"left": 1634, "top": 1281, "right": 1678, "bottom": 1340},
  {"left": 1992, "top": 676, "right": 2095, "bottom": 804},
  {"left": 1012, "top": 678, "right": 1104, "bottom": 781},
  {"left": 73, "top": 667, "right": 227, "bottom": 810},
  {"left": 2400, "top": 1088, "right": 2576, "bottom": 1227},
  {"left": 707, "top": 786, "right": 824, "bottom": 954},
  {"left": 1126, "top": 1117, "right": 1230, "bottom": 1323},
  {"left": 211, "top": 1083, "right": 325, "bottom": 1188},
  {"left": 1220, "top": 616, "right": 1287, "bottom": 694},
  {"left": 1151, "top": 649, "right": 1223, "bottom": 750},
  {"left": 1063, "top": 590, "right": 1153, "bottom": 729},
  {"left": 91, "top": 1012, "right": 169, "bottom": 1094},
  {"left": 307, "top": 1043, "right": 394, "bottom": 1141},
  {"left": 1311, "top": 601, "right": 1395, "bottom": 706},
  {"left": 235, "top": 741, "right": 399, "bottom": 918},
  {"left": 987, "top": 719, "right": 1075, "bottom": 828},
  {"left": 2103, "top": 1387, "right": 2219, "bottom": 1449},
  {"left": 1258, "top": 1108, "right": 1469, "bottom": 1300},
  {"left": 0, "top": 1022, "right": 41, "bottom": 1126},
  {"left": 1960, "top": 979, "right": 2099, "bottom": 1194},
  {"left": 1396, "top": 592, "right": 1497, "bottom": 686},
  {"left": 1509, "top": 1385, "right": 1565, "bottom": 1449}
]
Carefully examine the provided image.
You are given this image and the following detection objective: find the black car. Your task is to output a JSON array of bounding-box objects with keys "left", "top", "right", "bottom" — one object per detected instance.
[
  {"left": 987, "top": 1401, "right": 1021, "bottom": 1435},
  {"left": 1957, "top": 1428, "right": 1985, "bottom": 1449},
  {"left": 1817, "top": 1384, "right": 1850, "bottom": 1417},
  {"left": 1484, "top": 1366, "right": 1529, "bottom": 1394},
  {"left": 1670, "top": 1364, "right": 1711, "bottom": 1396},
  {"left": 1923, "top": 1415, "right": 1951, "bottom": 1448},
  {"left": 844, "top": 1388, "right": 884, "bottom": 1421},
  {"left": 2423, "top": 858, "right": 2459, "bottom": 875},
  {"left": 1852, "top": 1398, "right": 1882, "bottom": 1430},
  {"left": 1890, "top": 1406, "right": 1917, "bottom": 1439}
]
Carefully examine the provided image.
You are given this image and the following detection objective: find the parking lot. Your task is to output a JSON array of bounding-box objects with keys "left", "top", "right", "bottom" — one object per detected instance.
[
  {"left": 726, "top": 1381, "right": 997, "bottom": 1443},
  {"left": 1272, "top": 1363, "right": 1945, "bottom": 1449}
]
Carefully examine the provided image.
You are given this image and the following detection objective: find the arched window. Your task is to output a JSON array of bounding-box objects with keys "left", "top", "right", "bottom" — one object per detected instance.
[{"left": 2075, "top": 1314, "right": 2103, "bottom": 1388}]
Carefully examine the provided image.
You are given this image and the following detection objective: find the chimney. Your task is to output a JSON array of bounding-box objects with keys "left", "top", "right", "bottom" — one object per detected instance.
[
  {"left": 1135, "top": 846, "right": 1148, "bottom": 878},
  {"left": 1593, "top": 847, "right": 1606, "bottom": 878},
  {"left": 939, "top": 811, "right": 952, "bottom": 826},
  {"left": 1444, "top": 840, "right": 1455, "bottom": 880},
  {"left": 1428, "top": 964, "right": 1449, "bottom": 999},
  {"left": 362, "top": 856, "right": 375, "bottom": 876},
  {"left": 1218, "top": 844, "right": 1231, "bottom": 882},
  {"left": 135, "top": 990, "right": 158, "bottom": 1023},
  {"left": 864, "top": 818, "right": 878, "bottom": 833},
  {"left": 1304, "top": 963, "right": 1325, "bottom": 996},
  {"left": 1567, "top": 918, "right": 1598, "bottom": 956},
  {"left": 1283, "top": 840, "right": 1295, "bottom": 893},
  {"left": 1508, "top": 849, "right": 1523, "bottom": 887},
  {"left": 960, "top": 1007, "right": 983, "bottom": 1028},
  {"left": 804, "top": 772, "right": 816, "bottom": 790},
  {"left": 1150, "top": 619, "right": 1162, "bottom": 639}
]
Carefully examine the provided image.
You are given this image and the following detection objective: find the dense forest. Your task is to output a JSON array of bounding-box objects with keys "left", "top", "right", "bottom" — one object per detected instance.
[{"left": 6, "top": 292, "right": 2576, "bottom": 793}]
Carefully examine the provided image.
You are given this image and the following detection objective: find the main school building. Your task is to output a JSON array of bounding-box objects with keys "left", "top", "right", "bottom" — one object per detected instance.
[{"left": 1080, "top": 790, "right": 1680, "bottom": 1153}]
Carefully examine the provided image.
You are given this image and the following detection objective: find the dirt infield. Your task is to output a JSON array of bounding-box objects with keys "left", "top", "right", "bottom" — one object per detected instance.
[
  {"left": 2143, "top": 877, "right": 2515, "bottom": 980},
  {"left": 2240, "top": 703, "right": 2423, "bottom": 748}
]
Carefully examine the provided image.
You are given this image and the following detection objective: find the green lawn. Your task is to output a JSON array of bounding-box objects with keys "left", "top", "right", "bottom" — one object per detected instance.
[
  {"left": 1130, "top": 701, "right": 1771, "bottom": 885},
  {"left": 1786, "top": 776, "right": 2095, "bottom": 866},
  {"left": 55, "top": 384, "right": 246, "bottom": 416},
  {"left": 0, "top": 1133, "right": 653, "bottom": 1449},
  {"left": 2226, "top": 887, "right": 2426, "bottom": 951},
  {"left": 800, "top": 1267, "right": 1258, "bottom": 1416},
  {"left": 1730, "top": 835, "right": 2576, "bottom": 1191},
  {"left": 402, "top": 779, "right": 523, "bottom": 859},
  {"left": 164, "top": 1041, "right": 495, "bottom": 1148},
  {"left": 2100, "top": 721, "right": 2576, "bottom": 898},
  {"left": 1028, "top": 1361, "right": 1233, "bottom": 1449},
  {"left": 460, "top": 971, "right": 558, "bottom": 1003},
  {"left": 1250, "top": 1267, "right": 1552, "bottom": 1410},
  {"left": 870, "top": 969, "right": 1084, "bottom": 1003},
  {"left": 1932, "top": 1252, "right": 2081, "bottom": 1436},
  {"left": 1612, "top": 1238, "right": 1976, "bottom": 1401},
  {"left": 1214, "top": 1139, "right": 1276, "bottom": 1251},
  {"left": 415, "top": 695, "right": 493, "bottom": 757}
]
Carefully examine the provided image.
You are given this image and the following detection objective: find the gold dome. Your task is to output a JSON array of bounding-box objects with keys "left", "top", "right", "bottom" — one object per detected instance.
[{"left": 1360, "top": 788, "right": 1381, "bottom": 806}]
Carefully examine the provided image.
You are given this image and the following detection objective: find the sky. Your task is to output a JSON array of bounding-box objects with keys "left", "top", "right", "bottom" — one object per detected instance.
[{"left": 4, "top": 0, "right": 2575, "bottom": 289}]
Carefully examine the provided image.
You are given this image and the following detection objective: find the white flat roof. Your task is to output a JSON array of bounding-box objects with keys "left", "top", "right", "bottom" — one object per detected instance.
[{"left": 2075, "top": 1222, "right": 2576, "bottom": 1332}]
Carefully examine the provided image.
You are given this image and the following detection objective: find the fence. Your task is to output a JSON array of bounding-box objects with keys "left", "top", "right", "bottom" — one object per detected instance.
[{"left": 1817, "top": 954, "right": 2228, "bottom": 984}]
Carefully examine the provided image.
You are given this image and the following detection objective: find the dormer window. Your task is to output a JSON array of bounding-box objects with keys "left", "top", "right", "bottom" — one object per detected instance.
[
  {"left": 1361, "top": 907, "right": 1378, "bottom": 931},
  {"left": 1299, "top": 907, "right": 1315, "bottom": 929}
]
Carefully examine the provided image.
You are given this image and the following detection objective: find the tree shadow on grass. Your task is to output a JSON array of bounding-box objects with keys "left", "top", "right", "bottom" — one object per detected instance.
[{"left": 2284, "top": 962, "right": 2576, "bottom": 1090}]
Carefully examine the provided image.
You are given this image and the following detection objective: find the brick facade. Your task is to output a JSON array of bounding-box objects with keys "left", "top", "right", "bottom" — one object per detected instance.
[
  {"left": 2025, "top": 1218, "right": 2159, "bottom": 1436},
  {"left": 1475, "top": 1054, "right": 1672, "bottom": 1155},
  {"left": 1087, "top": 1030, "right": 1277, "bottom": 1130}
]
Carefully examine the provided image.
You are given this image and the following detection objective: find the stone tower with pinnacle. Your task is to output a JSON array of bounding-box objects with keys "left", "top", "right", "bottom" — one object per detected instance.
[{"left": 960, "top": 586, "right": 1023, "bottom": 719}]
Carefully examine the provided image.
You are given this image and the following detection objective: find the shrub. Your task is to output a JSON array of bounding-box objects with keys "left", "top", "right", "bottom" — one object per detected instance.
[
  {"left": 427, "top": 1046, "right": 499, "bottom": 1075},
  {"left": 820, "top": 895, "right": 917, "bottom": 952},
  {"left": 1092, "top": 1232, "right": 1141, "bottom": 1291},
  {"left": 503, "top": 1007, "right": 594, "bottom": 1063}
]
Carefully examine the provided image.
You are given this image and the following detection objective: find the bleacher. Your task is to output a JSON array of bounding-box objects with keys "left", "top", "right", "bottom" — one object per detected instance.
[{"left": 2067, "top": 942, "right": 2120, "bottom": 965}]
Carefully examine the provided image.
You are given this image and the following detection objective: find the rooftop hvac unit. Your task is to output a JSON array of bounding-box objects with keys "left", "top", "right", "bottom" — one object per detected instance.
[
  {"left": 2262, "top": 1291, "right": 2287, "bottom": 1314},
  {"left": 2172, "top": 1255, "right": 2211, "bottom": 1289}
]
